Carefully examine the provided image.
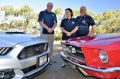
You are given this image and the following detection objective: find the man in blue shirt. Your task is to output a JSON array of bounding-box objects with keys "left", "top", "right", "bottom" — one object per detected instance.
[
  {"left": 38, "top": 2, "right": 57, "bottom": 63},
  {"left": 76, "top": 6, "right": 96, "bottom": 37}
]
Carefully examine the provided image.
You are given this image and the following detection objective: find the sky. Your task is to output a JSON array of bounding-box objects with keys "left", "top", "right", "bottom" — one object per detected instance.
[{"left": 0, "top": 0, "right": 120, "bottom": 13}]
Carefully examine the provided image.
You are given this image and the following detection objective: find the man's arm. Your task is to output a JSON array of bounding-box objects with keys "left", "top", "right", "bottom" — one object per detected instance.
[
  {"left": 88, "top": 15, "right": 96, "bottom": 35},
  {"left": 38, "top": 11, "right": 49, "bottom": 30},
  {"left": 40, "top": 21, "right": 49, "bottom": 30},
  {"left": 51, "top": 14, "right": 57, "bottom": 30},
  {"left": 48, "top": 21, "right": 57, "bottom": 33},
  {"left": 89, "top": 25, "right": 96, "bottom": 35},
  {"left": 51, "top": 20, "right": 57, "bottom": 30}
]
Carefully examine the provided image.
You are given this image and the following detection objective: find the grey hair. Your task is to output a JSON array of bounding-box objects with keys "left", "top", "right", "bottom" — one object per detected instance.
[
  {"left": 80, "top": 6, "right": 87, "bottom": 10},
  {"left": 47, "top": 2, "right": 53, "bottom": 6}
]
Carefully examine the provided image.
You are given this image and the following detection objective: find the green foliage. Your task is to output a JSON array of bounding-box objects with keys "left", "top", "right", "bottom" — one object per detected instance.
[
  {"left": 54, "top": 31, "right": 62, "bottom": 41},
  {"left": 1, "top": 5, "right": 15, "bottom": 15},
  {"left": 94, "top": 10, "right": 120, "bottom": 34},
  {"left": 73, "top": 9, "right": 79, "bottom": 16},
  {"left": 0, "top": 5, "right": 38, "bottom": 34},
  {"left": 55, "top": 8, "right": 62, "bottom": 15}
]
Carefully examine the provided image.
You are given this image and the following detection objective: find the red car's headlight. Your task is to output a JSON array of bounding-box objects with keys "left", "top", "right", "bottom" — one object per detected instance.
[{"left": 99, "top": 50, "right": 109, "bottom": 64}]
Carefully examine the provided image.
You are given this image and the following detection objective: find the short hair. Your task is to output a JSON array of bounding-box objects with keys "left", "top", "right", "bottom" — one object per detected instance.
[
  {"left": 65, "top": 8, "right": 73, "bottom": 17},
  {"left": 47, "top": 2, "right": 53, "bottom": 6},
  {"left": 80, "top": 6, "right": 87, "bottom": 10}
]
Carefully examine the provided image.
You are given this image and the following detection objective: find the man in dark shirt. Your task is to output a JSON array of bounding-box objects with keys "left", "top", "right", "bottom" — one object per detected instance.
[
  {"left": 76, "top": 6, "right": 96, "bottom": 37},
  {"left": 38, "top": 2, "right": 57, "bottom": 63}
]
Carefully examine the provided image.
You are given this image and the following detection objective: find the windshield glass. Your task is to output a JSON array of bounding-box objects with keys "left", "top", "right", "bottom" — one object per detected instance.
[{"left": 94, "top": 33, "right": 120, "bottom": 40}]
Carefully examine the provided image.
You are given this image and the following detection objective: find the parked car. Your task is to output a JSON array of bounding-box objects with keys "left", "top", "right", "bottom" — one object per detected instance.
[
  {"left": 60, "top": 33, "right": 120, "bottom": 79},
  {"left": 0, "top": 32, "right": 50, "bottom": 79}
]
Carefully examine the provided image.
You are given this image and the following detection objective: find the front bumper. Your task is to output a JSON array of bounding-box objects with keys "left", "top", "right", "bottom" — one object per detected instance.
[
  {"left": 0, "top": 51, "right": 50, "bottom": 79},
  {"left": 61, "top": 51, "right": 120, "bottom": 73},
  {"left": 21, "top": 62, "right": 50, "bottom": 79},
  {"left": 12, "top": 61, "right": 50, "bottom": 79}
]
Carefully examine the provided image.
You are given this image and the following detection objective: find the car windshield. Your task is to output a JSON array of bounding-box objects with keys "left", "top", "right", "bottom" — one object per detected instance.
[{"left": 94, "top": 33, "right": 120, "bottom": 40}]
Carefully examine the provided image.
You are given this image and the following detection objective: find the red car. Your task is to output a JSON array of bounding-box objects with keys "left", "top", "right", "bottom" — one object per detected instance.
[{"left": 60, "top": 33, "right": 120, "bottom": 79}]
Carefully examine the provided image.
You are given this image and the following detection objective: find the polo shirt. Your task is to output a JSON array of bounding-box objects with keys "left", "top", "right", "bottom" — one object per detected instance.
[
  {"left": 76, "top": 14, "right": 95, "bottom": 36},
  {"left": 38, "top": 10, "right": 57, "bottom": 34},
  {"left": 60, "top": 18, "right": 76, "bottom": 40}
]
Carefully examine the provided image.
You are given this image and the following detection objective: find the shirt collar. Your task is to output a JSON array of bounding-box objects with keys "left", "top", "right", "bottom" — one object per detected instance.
[
  {"left": 80, "top": 14, "right": 87, "bottom": 17},
  {"left": 66, "top": 17, "right": 72, "bottom": 20},
  {"left": 45, "top": 9, "right": 52, "bottom": 14}
]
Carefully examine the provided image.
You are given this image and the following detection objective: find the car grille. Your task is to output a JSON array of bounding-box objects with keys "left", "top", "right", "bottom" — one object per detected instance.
[
  {"left": 18, "top": 43, "right": 48, "bottom": 59},
  {"left": 0, "top": 48, "right": 12, "bottom": 55},
  {"left": 66, "top": 45, "right": 85, "bottom": 61}
]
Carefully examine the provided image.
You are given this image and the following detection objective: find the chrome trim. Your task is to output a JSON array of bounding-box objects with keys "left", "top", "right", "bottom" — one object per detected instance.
[
  {"left": 61, "top": 52, "right": 120, "bottom": 73},
  {"left": 76, "top": 50, "right": 83, "bottom": 54}
]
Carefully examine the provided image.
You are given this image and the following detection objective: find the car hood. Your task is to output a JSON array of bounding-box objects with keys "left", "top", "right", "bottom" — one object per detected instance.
[
  {"left": 64, "top": 33, "right": 120, "bottom": 49},
  {"left": 0, "top": 33, "right": 44, "bottom": 47}
]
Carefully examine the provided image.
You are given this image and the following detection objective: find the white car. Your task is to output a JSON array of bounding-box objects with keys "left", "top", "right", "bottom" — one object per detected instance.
[{"left": 0, "top": 32, "right": 50, "bottom": 79}]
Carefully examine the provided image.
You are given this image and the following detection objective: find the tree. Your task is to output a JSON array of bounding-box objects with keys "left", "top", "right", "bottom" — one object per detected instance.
[
  {"left": 55, "top": 8, "right": 62, "bottom": 15},
  {"left": 1, "top": 5, "right": 15, "bottom": 15},
  {"left": 87, "top": 10, "right": 94, "bottom": 17},
  {"left": 73, "top": 9, "right": 79, "bottom": 17},
  {"left": 103, "top": 10, "right": 116, "bottom": 20},
  {"left": 19, "top": 5, "right": 33, "bottom": 16}
]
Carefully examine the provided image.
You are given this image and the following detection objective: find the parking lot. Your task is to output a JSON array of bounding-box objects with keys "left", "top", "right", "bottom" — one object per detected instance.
[{"left": 34, "top": 44, "right": 95, "bottom": 79}]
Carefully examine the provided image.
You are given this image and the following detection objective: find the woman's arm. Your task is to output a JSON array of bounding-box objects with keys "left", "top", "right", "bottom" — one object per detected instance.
[
  {"left": 61, "top": 27, "right": 71, "bottom": 36},
  {"left": 61, "top": 27, "right": 68, "bottom": 34},
  {"left": 70, "top": 26, "right": 78, "bottom": 35}
]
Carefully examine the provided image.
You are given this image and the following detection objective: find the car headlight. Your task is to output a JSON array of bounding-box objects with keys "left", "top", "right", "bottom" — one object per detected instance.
[
  {"left": 0, "top": 48, "right": 12, "bottom": 55},
  {"left": 0, "top": 69, "right": 15, "bottom": 79},
  {"left": 99, "top": 50, "right": 109, "bottom": 64}
]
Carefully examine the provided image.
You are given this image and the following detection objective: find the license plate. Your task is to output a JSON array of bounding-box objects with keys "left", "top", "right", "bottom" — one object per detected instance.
[{"left": 39, "top": 55, "right": 47, "bottom": 66}]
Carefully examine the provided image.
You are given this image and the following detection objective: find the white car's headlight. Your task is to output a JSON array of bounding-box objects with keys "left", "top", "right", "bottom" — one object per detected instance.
[
  {"left": 99, "top": 50, "right": 109, "bottom": 64},
  {"left": 0, "top": 48, "right": 12, "bottom": 55}
]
